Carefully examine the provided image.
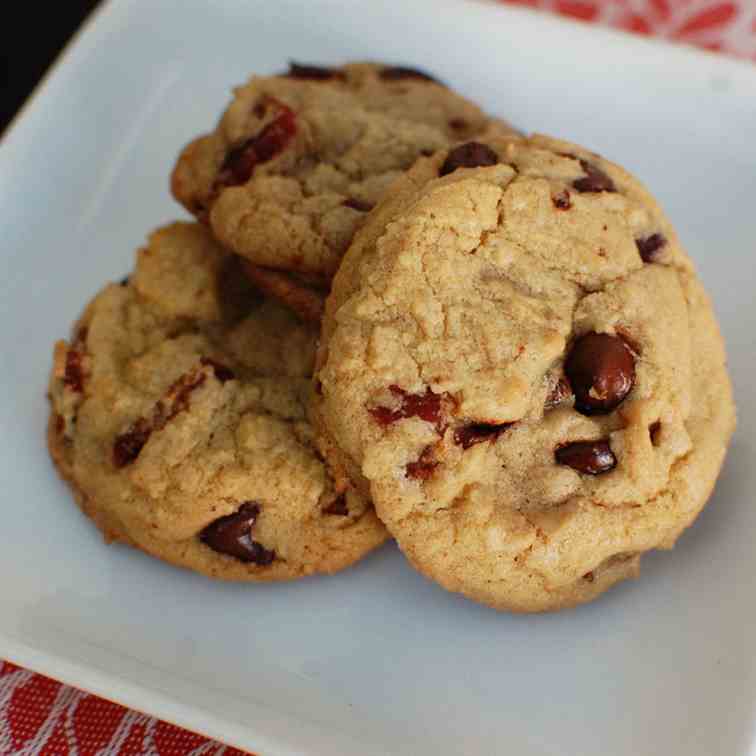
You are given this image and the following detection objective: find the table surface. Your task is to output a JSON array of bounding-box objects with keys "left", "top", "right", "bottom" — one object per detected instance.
[{"left": 1, "top": 0, "right": 753, "bottom": 754}]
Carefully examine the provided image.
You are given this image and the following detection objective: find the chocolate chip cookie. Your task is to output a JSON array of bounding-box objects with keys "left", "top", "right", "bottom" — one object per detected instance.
[
  {"left": 314, "top": 133, "right": 735, "bottom": 611},
  {"left": 171, "top": 61, "right": 517, "bottom": 320},
  {"left": 48, "top": 222, "right": 387, "bottom": 580}
]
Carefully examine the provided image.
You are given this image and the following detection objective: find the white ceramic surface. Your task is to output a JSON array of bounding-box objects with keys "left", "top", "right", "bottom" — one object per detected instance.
[{"left": 1, "top": 1, "right": 755, "bottom": 753}]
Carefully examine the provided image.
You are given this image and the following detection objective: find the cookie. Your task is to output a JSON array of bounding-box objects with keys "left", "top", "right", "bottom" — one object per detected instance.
[
  {"left": 240, "top": 260, "right": 329, "bottom": 323},
  {"left": 314, "top": 134, "right": 735, "bottom": 612},
  {"left": 48, "top": 222, "right": 387, "bottom": 581},
  {"left": 171, "top": 61, "right": 517, "bottom": 320}
]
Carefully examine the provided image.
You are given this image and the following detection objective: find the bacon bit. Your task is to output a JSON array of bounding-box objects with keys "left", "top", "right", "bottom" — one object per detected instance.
[
  {"left": 63, "top": 350, "right": 85, "bottom": 393},
  {"left": 454, "top": 422, "right": 513, "bottom": 450},
  {"left": 215, "top": 98, "right": 297, "bottom": 188},
  {"left": 112, "top": 367, "right": 208, "bottom": 468},
  {"left": 405, "top": 446, "right": 439, "bottom": 480},
  {"left": 369, "top": 385, "right": 444, "bottom": 428},
  {"left": 113, "top": 418, "right": 152, "bottom": 468}
]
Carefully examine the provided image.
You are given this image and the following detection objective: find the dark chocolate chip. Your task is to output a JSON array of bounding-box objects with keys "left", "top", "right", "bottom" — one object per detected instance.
[
  {"left": 636, "top": 233, "right": 667, "bottom": 263},
  {"left": 454, "top": 422, "right": 512, "bottom": 450},
  {"left": 342, "top": 197, "right": 373, "bottom": 212},
  {"left": 287, "top": 61, "right": 342, "bottom": 80},
  {"left": 555, "top": 440, "right": 616, "bottom": 475},
  {"left": 199, "top": 502, "right": 275, "bottom": 564},
  {"left": 323, "top": 494, "right": 349, "bottom": 516},
  {"left": 552, "top": 190, "right": 572, "bottom": 210},
  {"left": 449, "top": 118, "right": 469, "bottom": 131},
  {"left": 380, "top": 66, "right": 440, "bottom": 83},
  {"left": 440, "top": 142, "right": 499, "bottom": 176},
  {"left": 565, "top": 332, "right": 635, "bottom": 415},
  {"left": 572, "top": 159, "right": 616, "bottom": 194},
  {"left": 119, "top": 276, "right": 130, "bottom": 286}
]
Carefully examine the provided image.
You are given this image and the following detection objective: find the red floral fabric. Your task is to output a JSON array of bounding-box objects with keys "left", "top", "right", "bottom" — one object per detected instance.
[
  {"left": 0, "top": 662, "right": 248, "bottom": 755},
  {"left": 499, "top": 0, "right": 756, "bottom": 59},
  {"left": 3, "top": 2, "right": 753, "bottom": 753}
]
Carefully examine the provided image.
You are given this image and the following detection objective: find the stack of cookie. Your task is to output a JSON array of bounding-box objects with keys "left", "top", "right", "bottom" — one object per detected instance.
[{"left": 48, "top": 62, "right": 735, "bottom": 612}]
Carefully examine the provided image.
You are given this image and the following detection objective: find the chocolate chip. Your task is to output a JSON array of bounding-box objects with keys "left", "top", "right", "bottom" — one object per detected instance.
[
  {"left": 454, "top": 422, "right": 512, "bottom": 450},
  {"left": 649, "top": 421, "right": 662, "bottom": 447},
  {"left": 552, "top": 190, "right": 572, "bottom": 210},
  {"left": 405, "top": 446, "right": 439, "bottom": 480},
  {"left": 252, "top": 101, "right": 267, "bottom": 119},
  {"left": 287, "top": 61, "right": 342, "bottom": 80},
  {"left": 573, "top": 159, "right": 616, "bottom": 193},
  {"left": 323, "top": 494, "right": 349, "bottom": 516},
  {"left": 555, "top": 440, "right": 616, "bottom": 475},
  {"left": 200, "top": 357, "right": 235, "bottom": 383},
  {"left": 440, "top": 142, "right": 499, "bottom": 176},
  {"left": 449, "top": 118, "right": 469, "bottom": 131},
  {"left": 216, "top": 100, "right": 296, "bottom": 187},
  {"left": 545, "top": 376, "right": 573, "bottom": 410},
  {"left": 55, "top": 414, "right": 65, "bottom": 435},
  {"left": 636, "top": 233, "right": 666, "bottom": 263},
  {"left": 342, "top": 197, "right": 373, "bottom": 212},
  {"left": 565, "top": 332, "right": 635, "bottom": 415},
  {"left": 369, "top": 385, "right": 443, "bottom": 428},
  {"left": 119, "top": 276, "right": 130, "bottom": 286},
  {"left": 199, "top": 502, "right": 275, "bottom": 564},
  {"left": 380, "top": 66, "right": 440, "bottom": 83},
  {"left": 113, "top": 419, "right": 152, "bottom": 468},
  {"left": 63, "top": 350, "right": 85, "bottom": 393}
]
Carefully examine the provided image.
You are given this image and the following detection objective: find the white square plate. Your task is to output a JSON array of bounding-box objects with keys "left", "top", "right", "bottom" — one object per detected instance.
[{"left": 1, "top": 1, "right": 755, "bottom": 753}]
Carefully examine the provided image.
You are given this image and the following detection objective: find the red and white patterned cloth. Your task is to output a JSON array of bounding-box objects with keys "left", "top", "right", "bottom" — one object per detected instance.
[
  {"left": 2, "top": 2, "right": 754, "bottom": 754},
  {"left": 501, "top": 0, "right": 756, "bottom": 59},
  {"left": 0, "top": 663, "right": 246, "bottom": 756}
]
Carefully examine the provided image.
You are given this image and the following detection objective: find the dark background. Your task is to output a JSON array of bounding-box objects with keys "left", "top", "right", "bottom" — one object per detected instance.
[{"left": 1, "top": 2, "right": 100, "bottom": 135}]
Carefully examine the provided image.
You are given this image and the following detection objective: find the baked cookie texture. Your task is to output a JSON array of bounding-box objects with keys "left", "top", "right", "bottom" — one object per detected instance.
[
  {"left": 48, "top": 222, "right": 387, "bottom": 581},
  {"left": 171, "top": 61, "right": 517, "bottom": 320},
  {"left": 315, "top": 133, "right": 736, "bottom": 612}
]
